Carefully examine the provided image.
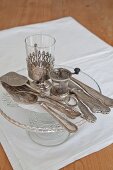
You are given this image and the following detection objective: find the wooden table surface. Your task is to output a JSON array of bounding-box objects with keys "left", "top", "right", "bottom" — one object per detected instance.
[{"left": 0, "top": 0, "right": 113, "bottom": 170}]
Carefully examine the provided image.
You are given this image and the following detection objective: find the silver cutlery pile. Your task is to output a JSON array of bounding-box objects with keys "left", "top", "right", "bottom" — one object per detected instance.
[{"left": 0, "top": 67, "right": 113, "bottom": 133}]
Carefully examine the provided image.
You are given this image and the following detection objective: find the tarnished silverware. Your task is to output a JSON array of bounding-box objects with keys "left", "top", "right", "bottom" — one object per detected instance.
[
  {"left": 0, "top": 72, "right": 29, "bottom": 86},
  {"left": 0, "top": 72, "right": 41, "bottom": 95},
  {"left": 0, "top": 72, "right": 81, "bottom": 118},
  {"left": 1, "top": 81, "right": 80, "bottom": 119},
  {"left": 0, "top": 84, "right": 78, "bottom": 133},
  {"left": 50, "top": 68, "right": 113, "bottom": 107},
  {"left": 1, "top": 82, "right": 38, "bottom": 104},
  {"left": 71, "top": 94, "right": 97, "bottom": 123},
  {"left": 42, "top": 98, "right": 79, "bottom": 119},
  {"left": 38, "top": 101, "right": 78, "bottom": 133},
  {"left": 69, "top": 81, "right": 110, "bottom": 114},
  {"left": 70, "top": 76, "right": 113, "bottom": 107}
]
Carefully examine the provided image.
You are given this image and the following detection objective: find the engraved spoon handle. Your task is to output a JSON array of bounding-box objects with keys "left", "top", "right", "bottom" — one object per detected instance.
[
  {"left": 73, "top": 94, "right": 97, "bottom": 123},
  {"left": 71, "top": 88, "right": 110, "bottom": 114},
  {"left": 70, "top": 77, "right": 113, "bottom": 107},
  {"left": 44, "top": 96, "right": 80, "bottom": 118},
  {"left": 39, "top": 102, "right": 78, "bottom": 133},
  {"left": 44, "top": 101, "right": 78, "bottom": 119},
  {"left": 77, "top": 91, "right": 110, "bottom": 114}
]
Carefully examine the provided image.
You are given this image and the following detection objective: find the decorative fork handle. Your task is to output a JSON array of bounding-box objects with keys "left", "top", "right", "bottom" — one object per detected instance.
[
  {"left": 39, "top": 102, "right": 78, "bottom": 133},
  {"left": 71, "top": 94, "right": 97, "bottom": 123},
  {"left": 71, "top": 88, "right": 110, "bottom": 114},
  {"left": 70, "top": 77, "right": 113, "bottom": 107}
]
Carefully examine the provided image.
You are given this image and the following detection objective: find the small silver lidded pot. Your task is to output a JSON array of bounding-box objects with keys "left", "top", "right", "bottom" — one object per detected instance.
[
  {"left": 49, "top": 68, "right": 71, "bottom": 100},
  {"left": 25, "top": 34, "right": 56, "bottom": 90}
]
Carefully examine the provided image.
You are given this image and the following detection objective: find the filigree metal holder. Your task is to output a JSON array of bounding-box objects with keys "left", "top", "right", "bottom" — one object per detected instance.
[{"left": 27, "top": 49, "right": 54, "bottom": 80}]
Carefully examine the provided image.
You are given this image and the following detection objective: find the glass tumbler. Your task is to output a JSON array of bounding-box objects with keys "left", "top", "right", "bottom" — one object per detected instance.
[{"left": 25, "top": 34, "right": 56, "bottom": 90}]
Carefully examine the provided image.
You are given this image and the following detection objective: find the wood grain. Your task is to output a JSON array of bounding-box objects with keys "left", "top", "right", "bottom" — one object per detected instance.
[{"left": 0, "top": 0, "right": 113, "bottom": 170}]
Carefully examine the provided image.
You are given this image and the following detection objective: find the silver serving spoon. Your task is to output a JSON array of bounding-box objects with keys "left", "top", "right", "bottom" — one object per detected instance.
[
  {"left": 0, "top": 72, "right": 29, "bottom": 86},
  {"left": 1, "top": 82, "right": 38, "bottom": 104}
]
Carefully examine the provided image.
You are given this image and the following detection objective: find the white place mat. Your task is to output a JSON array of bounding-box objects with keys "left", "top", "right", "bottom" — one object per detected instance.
[{"left": 0, "top": 17, "right": 113, "bottom": 170}]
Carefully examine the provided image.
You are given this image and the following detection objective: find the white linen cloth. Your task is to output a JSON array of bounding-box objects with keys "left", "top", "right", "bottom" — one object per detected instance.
[{"left": 0, "top": 17, "right": 113, "bottom": 170}]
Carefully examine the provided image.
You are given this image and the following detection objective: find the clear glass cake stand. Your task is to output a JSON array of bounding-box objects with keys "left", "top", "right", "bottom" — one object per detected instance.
[{"left": 0, "top": 66, "right": 101, "bottom": 146}]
